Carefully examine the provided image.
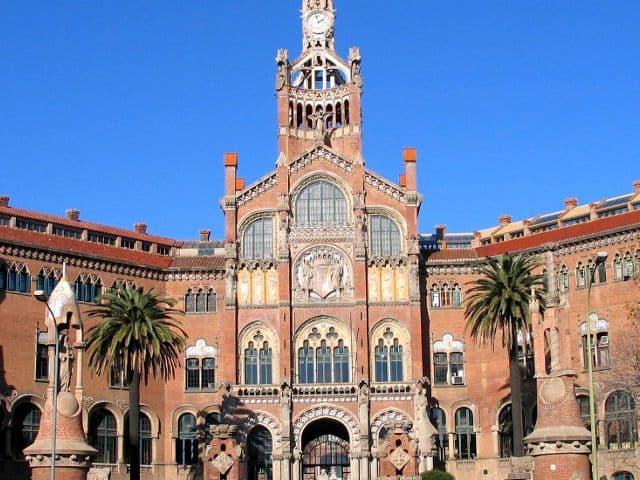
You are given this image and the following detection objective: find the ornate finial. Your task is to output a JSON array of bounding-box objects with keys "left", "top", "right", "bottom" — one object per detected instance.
[
  {"left": 275, "top": 49, "right": 290, "bottom": 91},
  {"left": 349, "top": 47, "right": 362, "bottom": 87}
]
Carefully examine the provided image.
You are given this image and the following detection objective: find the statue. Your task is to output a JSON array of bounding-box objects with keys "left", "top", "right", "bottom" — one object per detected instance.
[
  {"left": 58, "top": 330, "right": 73, "bottom": 392},
  {"left": 349, "top": 47, "right": 363, "bottom": 87},
  {"left": 275, "top": 49, "right": 290, "bottom": 91}
]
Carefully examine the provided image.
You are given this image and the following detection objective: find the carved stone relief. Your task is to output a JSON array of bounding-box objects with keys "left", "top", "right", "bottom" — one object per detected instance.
[{"left": 293, "top": 247, "right": 352, "bottom": 302}]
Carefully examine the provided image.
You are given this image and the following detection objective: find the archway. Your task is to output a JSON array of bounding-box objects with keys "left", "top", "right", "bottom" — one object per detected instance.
[
  {"left": 247, "top": 425, "right": 273, "bottom": 480},
  {"left": 302, "top": 419, "right": 350, "bottom": 480}
]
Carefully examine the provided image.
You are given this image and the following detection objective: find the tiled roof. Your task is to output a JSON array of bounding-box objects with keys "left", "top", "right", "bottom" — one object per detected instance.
[
  {"left": 476, "top": 210, "right": 640, "bottom": 258},
  {"left": 0, "top": 205, "right": 177, "bottom": 246},
  {"left": 0, "top": 225, "right": 172, "bottom": 269},
  {"left": 169, "top": 256, "right": 226, "bottom": 270},
  {"left": 428, "top": 249, "right": 479, "bottom": 262}
]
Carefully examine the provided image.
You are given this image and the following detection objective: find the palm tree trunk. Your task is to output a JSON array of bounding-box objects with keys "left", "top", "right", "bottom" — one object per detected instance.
[
  {"left": 129, "top": 369, "right": 141, "bottom": 480},
  {"left": 509, "top": 342, "right": 525, "bottom": 457}
]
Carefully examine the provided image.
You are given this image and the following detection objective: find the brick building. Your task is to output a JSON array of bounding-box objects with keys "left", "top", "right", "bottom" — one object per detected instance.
[{"left": 1, "top": 1, "right": 639, "bottom": 480}]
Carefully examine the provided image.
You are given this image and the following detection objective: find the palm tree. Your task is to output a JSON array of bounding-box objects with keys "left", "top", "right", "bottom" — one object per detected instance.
[
  {"left": 464, "top": 253, "right": 545, "bottom": 456},
  {"left": 86, "top": 285, "right": 187, "bottom": 480}
]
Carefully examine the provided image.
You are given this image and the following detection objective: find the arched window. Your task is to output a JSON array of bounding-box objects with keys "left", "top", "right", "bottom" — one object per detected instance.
[
  {"left": 624, "top": 252, "right": 634, "bottom": 278},
  {"left": 576, "top": 395, "right": 590, "bottom": 429},
  {"left": 243, "top": 218, "right": 274, "bottom": 260},
  {"left": 244, "top": 341, "right": 273, "bottom": 386},
  {"left": 89, "top": 409, "right": 117, "bottom": 464},
  {"left": 176, "top": 413, "right": 198, "bottom": 465},
  {"left": 333, "top": 340, "right": 349, "bottom": 383},
  {"left": 10, "top": 403, "right": 41, "bottom": 458},
  {"left": 498, "top": 404, "right": 513, "bottom": 458},
  {"left": 613, "top": 472, "right": 634, "bottom": 480},
  {"left": 336, "top": 102, "right": 343, "bottom": 127},
  {"left": 298, "top": 340, "right": 314, "bottom": 384},
  {"left": 195, "top": 288, "right": 206, "bottom": 312},
  {"left": 580, "top": 318, "right": 610, "bottom": 369},
  {"left": 369, "top": 215, "right": 401, "bottom": 257},
  {"left": 430, "top": 407, "right": 448, "bottom": 467},
  {"left": 296, "top": 103, "right": 303, "bottom": 128},
  {"left": 441, "top": 284, "right": 451, "bottom": 307},
  {"left": 373, "top": 328, "right": 404, "bottom": 383},
  {"left": 206, "top": 289, "right": 216, "bottom": 313},
  {"left": 185, "top": 289, "right": 195, "bottom": 313},
  {"left": 557, "top": 265, "right": 569, "bottom": 291},
  {"left": 613, "top": 254, "right": 623, "bottom": 280},
  {"left": 455, "top": 408, "right": 476, "bottom": 460},
  {"left": 597, "top": 259, "right": 607, "bottom": 283},
  {"left": 605, "top": 391, "right": 637, "bottom": 449},
  {"left": 247, "top": 426, "right": 273, "bottom": 480},
  {"left": 124, "top": 413, "right": 153, "bottom": 466},
  {"left": 433, "top": 334, "right": 465, "bottom": 386},
  {"left": 36, "top": 269, "right": 58, "bottom": 296},
  {"left": 430, "top": 285, "right": 440, "bottom": 308},
  {"left": 35, "top": 331, "right": 49, "bottom": 381},
  {"left": 576, "top": 262, "right": 586, "bottom": 288},
  {"left": 7, "top": 264, "right": 30, "bottom": 293},
  {"left": 75, "top": 274, "right": 101, "bottom": 303},
  {"left": 295, "top": 180, "right": 347, "bottom": 227},
  {"left": 316, "top": 340, "right": 332, "bottom": 384},
  {"left": 344, "top": 100, "right": 350, "bottom": 125},
  {"left": 452, "top": 284, "right": 463, "bottom": 307}
]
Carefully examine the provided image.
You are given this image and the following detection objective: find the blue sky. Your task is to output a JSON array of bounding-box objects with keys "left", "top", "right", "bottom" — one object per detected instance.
[{"left": 1, "top": 1, "right": 639, "bottom": 240}]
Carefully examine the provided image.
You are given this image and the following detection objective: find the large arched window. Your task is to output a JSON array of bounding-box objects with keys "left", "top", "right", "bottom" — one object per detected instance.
[
  {"left": 369, "top": 215, "right": 401, "bottom": 257},
  {"left": 125, "top": 413, "right": 153, "bottom": 466},
  {"left": 10, "top": 403, "right": 41, "bottom": 458},
  {"left": 454, "top": 407, "right": 476, "bottom": 460},
  {"left": 243, "top": 218, "right": 274, "bottom": 260},
  {"left": 605, "top": 391, "right": 637, "bottom": 449},
  {"left": 295, "top": 180, "right": 347, "bottom": 226},
  {"left": 498, "top": 404, "right": 513, "bottom": 458},
  {"left": 89, "top": 409, "right": 118, "bottom": 464},
  {"left": 372, "top": 323, "right": 409, "bottom": 383},
  {"left": 297, "top": 323, "right": 351, "bottom": 385},
  {"left": 176, "top": 413, "right": 198, "bottom": 465},
  {"left": 247, "top": 426, "right": 273, "bottom": 480},
  {"left": 244, "top": 341, "right": 273, "bottom": 386},
  {"left": 580, "top": 318, "right": 610, "bottom": 369}
]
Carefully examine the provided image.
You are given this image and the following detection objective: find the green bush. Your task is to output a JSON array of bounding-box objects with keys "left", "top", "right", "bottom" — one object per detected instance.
[{"left": 421, "top": 470, "right": 455, "bottom": 480}]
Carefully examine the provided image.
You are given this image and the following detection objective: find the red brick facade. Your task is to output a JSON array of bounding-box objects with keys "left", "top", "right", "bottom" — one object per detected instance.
[{"left": 1, "top": 2, "right": 640, "bottom": 480}]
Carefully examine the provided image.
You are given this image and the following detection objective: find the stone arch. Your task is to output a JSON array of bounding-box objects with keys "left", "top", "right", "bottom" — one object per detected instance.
[
  {"left": 370, "top": 408, "right": 415, "bottom": 447},
  {"left": 237, "top": 410, "right": 283, "bottom": 451},
  {"left": 370, "top": 318, "right": 412, "bottom": 381},
  {"left": 293, "top": 404, "right": 360, "bottom": 446},
  {"left": 8, "top": 394, "right": 45, "bottom": 417}
]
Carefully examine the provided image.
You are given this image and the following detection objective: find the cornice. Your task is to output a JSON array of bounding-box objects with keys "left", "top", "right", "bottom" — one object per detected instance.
[{"left": 363, "top": 169, "right": 406, "bottom": 203}]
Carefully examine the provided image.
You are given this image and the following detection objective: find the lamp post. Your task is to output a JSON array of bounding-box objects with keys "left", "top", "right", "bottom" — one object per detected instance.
[
  {"left": 34, "top": 289, "right": 63, "bottom": 480},
  {"left": 586, "top": 252, "right": 608, "bottom": 480}
]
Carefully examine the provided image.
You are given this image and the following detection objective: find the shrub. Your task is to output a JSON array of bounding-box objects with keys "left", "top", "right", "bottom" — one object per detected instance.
[{"left": 421, "top": 470, "right": 455, "bottom": 480}]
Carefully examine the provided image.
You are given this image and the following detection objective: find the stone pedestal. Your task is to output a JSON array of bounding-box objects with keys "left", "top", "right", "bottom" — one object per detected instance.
[{"left": 24, "top": 390, "right": 97, "bottom": 480}]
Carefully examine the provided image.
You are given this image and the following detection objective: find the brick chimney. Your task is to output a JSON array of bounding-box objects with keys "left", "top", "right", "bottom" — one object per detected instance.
[
  {"left": 398, "top": 174, "right": 406, "bottom": 188},
  {"left": 134, "top": 223, "right": 147, "bottom": 234},
  {"left": 564, "top": 198, "right": 578, "bottom": 211},
  {"left": 498, "top": 215, "right": 512, "bottom": 226},
  {"left": 65, "top": 209, "right": 80, "bottom": 221},
  {"left": 403, "top": 148, "right": 417, "bottom": 191},
  {"left": 235, "top": 178, "right": 245, "bottom": 191},
  {"left": 224, "top": 153, "right": 238, "bottom": 197},
  {"left": 633, "top": 180, "right": 640, "bottom": 193},
  {"left": 0, "top": 196, "right": 9, "bottom": 207},
  {"left": 199, "top": 229, "right": 211, "bottom": 242}
]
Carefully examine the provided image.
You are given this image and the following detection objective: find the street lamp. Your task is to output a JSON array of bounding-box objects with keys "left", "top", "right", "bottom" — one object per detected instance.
[
  {"left": 34, "top": 289, "right": 67, "bottom": 480},
  {"left": 586, "top": 251, "right": 608, "bottom": 480}
]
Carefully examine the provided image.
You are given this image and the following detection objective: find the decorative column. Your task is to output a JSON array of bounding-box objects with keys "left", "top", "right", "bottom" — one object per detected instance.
[
  {"left": 292, "top": 448, "right": 301, "bottom": 480},
  {"left": 25, "top": 277, "right": 97, "bottom": 480},
  {"left": 523, "top": 250, "right": 591, "bottom": 480}
]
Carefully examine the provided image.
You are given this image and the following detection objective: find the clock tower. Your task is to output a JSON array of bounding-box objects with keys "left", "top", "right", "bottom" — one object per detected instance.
[{"left": 275, "top": 0, "right": 363, "bottom": 161}]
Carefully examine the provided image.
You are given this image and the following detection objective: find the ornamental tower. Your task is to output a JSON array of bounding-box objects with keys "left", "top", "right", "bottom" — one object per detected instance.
[{"left": 276, "top": 0, "right": 363, "bottom": 160}]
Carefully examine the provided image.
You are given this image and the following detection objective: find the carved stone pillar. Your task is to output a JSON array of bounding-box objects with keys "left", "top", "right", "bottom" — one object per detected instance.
[
  {"left": 350, "top": 453, "right": 360, "bottom": 479},
  {"left": 203, "top": 424, "right": 242, "bottom": 480}
]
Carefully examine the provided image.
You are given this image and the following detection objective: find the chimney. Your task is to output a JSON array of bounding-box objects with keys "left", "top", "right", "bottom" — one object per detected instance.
[
  {"left": 498, "top": 215, "right": 512, "bottom": 226},
  {"left": 403, "top": 148, "right": 417, "bottom": 191},
  {"left": 65, "top": 209, "right": 80, "bottom": 221},
  {"left": 134, "top": 223, "right": 147, "bottom": 234},
  {"left": 199, "top": 229, "right": 211, "bottom": 242},
  {"left": 0, "top": 196, "right": 9, "bottom": 207},
  {"left": 634, "top": 180, "right": 640, "bottom": 193},
  {"left": 564, "top": 198, "right": 578, "bottom": 211},
  {"left": 224, "top": 153, "right": 238, "bottom": 197},
  {"left": 435, "top": 225, "right": 446, "bottom": 241},
  {"left": 235, "top": 178, "right": 245, "bottom": 191}
]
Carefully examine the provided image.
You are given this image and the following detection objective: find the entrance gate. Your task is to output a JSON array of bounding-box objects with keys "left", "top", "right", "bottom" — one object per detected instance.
[{"left": 302, "top": 420, "right": 350, "bottom": 480}]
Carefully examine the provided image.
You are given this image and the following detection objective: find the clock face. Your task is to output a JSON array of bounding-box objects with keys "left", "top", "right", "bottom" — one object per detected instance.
[{"left": 307, "top": 12, "right": 330, "bottom": 35}]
